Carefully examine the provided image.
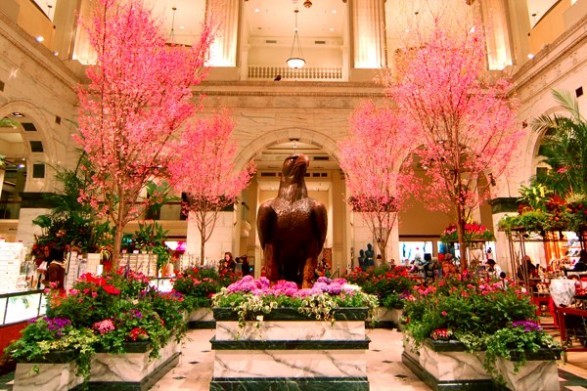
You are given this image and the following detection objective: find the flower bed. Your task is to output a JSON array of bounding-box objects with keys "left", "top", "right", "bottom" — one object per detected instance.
[
  {"left": 346, "top": 265, "right": 413, "bottom": 329},
  {"left": 210, "top": 276, "right": 376, "bottom": 391},
  {"left": 6, "top": 269, "right": 186, "bottom": 390},
  {"left": 172, "top": 266, "right": 237, "bottom": 329},
  {"left": 402, "top": 274, "right": 560, "bottom": 390}
]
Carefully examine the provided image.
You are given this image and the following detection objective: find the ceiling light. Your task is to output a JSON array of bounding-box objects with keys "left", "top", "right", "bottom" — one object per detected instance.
[
  {"left": 304, "top": 0, "right": 312, "bottom": 8},
  {"left": 254, "top": 8, "right": 260, "bottom": 13},
  {"left": 528, "top": 53, "right": 535, "bottom": 59},
  {"left": 35, "top": 36, "right": 44, "bottom": 42},
  {"left": 286, "top": 10, "right": 305, "bottom": 69},
  {"left": 11, "top": 112, "right": 24, "bottom": 118},
  {"left": 329, "top": 27, "right": 334, "bottom": 32},
  {"left": 332, "top": 10, "right": 337, "bottom": 14}
]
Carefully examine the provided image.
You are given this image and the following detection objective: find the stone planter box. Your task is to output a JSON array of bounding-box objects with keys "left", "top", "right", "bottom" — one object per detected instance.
[
  {"left": 210, "top": 307, "right": 370, "bottom": 390},
  {"left": 13, "top": 350, "right": 84, "bottom": 391},
  {"left": 187, "top": 307, "right": 215, "bottom": 329},
  {"left": 496, "top": 348, "right": 562, "bottom": 391},
  {"left": 402, "top": 338, "right": 561, "bottom": 391},
  {"left": 369, "top": 307, "right": 403, "bottom": 329},
  {"left": 14, "top": 339, "right": 180, "bottom": 391},
  {"left": 78, "top": 339, "right": 181, "bottom": 390}
]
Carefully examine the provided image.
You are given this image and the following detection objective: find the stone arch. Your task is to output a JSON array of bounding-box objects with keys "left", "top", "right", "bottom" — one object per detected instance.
[
  {"left": 235, "top": 127, "right": 341, "bottom": 170},
  {"left": 524, "top": 105, "right": 563, "bottom": 182},
  {"left": 0, "top": 100, "right": 57, "bottom": 192}
]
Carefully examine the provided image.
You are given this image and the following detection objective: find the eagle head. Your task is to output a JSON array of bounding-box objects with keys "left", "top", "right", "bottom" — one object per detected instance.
[{"left": 282, "top": 154, "right": 309, "bottom": 182}]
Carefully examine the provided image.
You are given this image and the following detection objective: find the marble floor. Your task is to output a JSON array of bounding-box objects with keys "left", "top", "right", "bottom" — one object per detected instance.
[
  {"left": 1, "top": 328, "right": 586, "bottom": 390},
  {"left": 150, "top": 328, "right": 587, "bottom": 391}
]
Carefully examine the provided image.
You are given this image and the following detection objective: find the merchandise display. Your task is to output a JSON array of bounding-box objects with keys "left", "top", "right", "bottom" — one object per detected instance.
[
  {"left": 0, "top": 242, "right": 26, "bottom": 294},
  {"left": 0, "top": 290, "right": 46, "bottom": 326}
]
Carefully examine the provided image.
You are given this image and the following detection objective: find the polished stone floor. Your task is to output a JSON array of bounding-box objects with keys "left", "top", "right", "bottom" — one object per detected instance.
[{"left": 150, "top": 328, "right": 587, "bottom": 391}]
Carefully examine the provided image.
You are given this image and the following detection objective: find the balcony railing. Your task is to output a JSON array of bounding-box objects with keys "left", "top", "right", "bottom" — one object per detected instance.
[{"left": 247, "top": 66, "right": 343, "bottom": 81}]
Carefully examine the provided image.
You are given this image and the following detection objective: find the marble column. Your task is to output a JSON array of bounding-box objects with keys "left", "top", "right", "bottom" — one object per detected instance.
[
  {"left": 206, "top": 0, "right": 240, "bottom": 67},
  {"left": 481, "top": 0, "right": 513, "bottom": 70},
  {"left": 504, "top": 0, "right": 532, "bottom": 68},
  {"left": 350, "top": 0, "right": 387, "bottom": 69},
  {"left": 52, "top": 0, "right": 83, "bottom": 61}
]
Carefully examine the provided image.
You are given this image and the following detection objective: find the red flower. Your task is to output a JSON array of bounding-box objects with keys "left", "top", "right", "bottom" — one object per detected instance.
[{"left": 103, "top": 285, "right": 121, "bottom": 295}]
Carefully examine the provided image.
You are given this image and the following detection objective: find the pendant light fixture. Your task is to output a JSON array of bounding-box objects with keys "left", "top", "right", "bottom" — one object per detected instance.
[{"left": 286, "top": 9, "right": 305, "bottom": 69}]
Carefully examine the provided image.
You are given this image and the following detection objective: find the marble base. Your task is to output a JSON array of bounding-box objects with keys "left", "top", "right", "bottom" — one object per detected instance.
[
  {"left": 187, "top": 307, "right": 216, "bottom": 329},
  {"left": 210, "top": 376, "right": 369, "bottom": 391},
  {"left": 496, "top": 357, "right": 559, "bottom": 391},
  {"left": 215, "top": 320, "right": 366, "bottom": 341},
  {"left": 210, "top": 309, "right": 370, "bottom": 390},
  {"left": 88, "top": 339, "right": 180, "bottom": 383},
  {"left": 13, "top": 361, "right": 83, "bottom": 391}
]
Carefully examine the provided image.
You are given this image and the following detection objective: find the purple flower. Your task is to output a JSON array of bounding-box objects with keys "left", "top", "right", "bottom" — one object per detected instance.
[
  {"left": 45, "top": 317, "right": 71, "bottom": 337},
  {"left": 130, "top": 309, "right": 143, "bottom": 319},
  {"left": 512, "top": 320, "right": 542, "bottom": 332}
]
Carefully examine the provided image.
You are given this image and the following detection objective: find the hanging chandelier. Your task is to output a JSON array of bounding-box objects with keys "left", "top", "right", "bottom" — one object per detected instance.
[{"left": 286, "top": 9, "right": 305, "bottom": 69}]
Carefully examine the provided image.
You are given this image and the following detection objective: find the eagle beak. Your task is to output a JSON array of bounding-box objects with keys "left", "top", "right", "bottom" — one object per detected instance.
[{"left": 294, "top": 154, "right": 309, "bottom": 168}]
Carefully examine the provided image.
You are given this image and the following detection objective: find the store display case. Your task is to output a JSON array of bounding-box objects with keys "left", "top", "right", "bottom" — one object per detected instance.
[{"left": 0, "top": 289, "right": 46, "bottom": 326}]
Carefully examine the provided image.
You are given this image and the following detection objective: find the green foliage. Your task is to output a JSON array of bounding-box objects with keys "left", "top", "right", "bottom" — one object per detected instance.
[
  {"left": 346, "top": 265, "right": 414, "bottom": 309},
  {"left": 532, "top": 89, "right": 587, "bottom": 199},
  {"left": 172, "top": 266, "right": 238, "bottom": 310},
  {"left": 5, "top": 318, "right": 99, "bottom": 381},
  {"left": 403, "top": 276, "right": 536, "bottom": 344},
  {"left": 483, "top": 322, "right": 559, "bottom": 380},
  {"left": 32, "top": 155, "right": 113, "bottom": 255}
]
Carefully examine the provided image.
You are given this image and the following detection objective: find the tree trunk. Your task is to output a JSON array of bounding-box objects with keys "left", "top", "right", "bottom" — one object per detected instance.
[
  {"left": 457, "top": 210, "right": 468, "bottom": 271},
  {"left": 199, "top": 218, "right": 206, "bottom": 266},
  {"left": 112, "top": 223, "right": 124, "bottom": 271}
]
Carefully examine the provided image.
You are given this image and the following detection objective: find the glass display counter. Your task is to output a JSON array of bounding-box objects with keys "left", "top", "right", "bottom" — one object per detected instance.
[{"left": 0, "top": 289, "right": 46, "bottom": 326}]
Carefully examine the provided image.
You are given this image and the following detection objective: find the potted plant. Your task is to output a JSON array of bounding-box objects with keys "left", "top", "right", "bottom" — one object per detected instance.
[
  {"left": 209, "top": 276, "right": 377, "bottom": 390},
  {"left": 483, "top": 320, "right": 561, "bottom": 390},
  {"left": 402, "top": 274, "right": 560, "bottom": 390},
  {"left": 7, "top": 269, "right": 186, "bottom": 390}
]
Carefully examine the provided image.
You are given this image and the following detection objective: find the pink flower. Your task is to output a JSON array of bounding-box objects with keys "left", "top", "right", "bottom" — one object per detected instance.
[
  {"left": 441, "top": 311, "right": 447, "bottom": 317},
  {"left": 93, "top": 319, "right": 115, "bottom": 335},
  {"left": 69, "top": 289, "right": 79, "bottom": 295}
]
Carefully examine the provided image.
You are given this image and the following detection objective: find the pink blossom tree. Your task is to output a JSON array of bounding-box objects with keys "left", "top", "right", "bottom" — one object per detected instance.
[
  {"left": 388, "top": 26, "right": 522, "bottom": 270},
  {"left": 339, "top": 101, "right": 416, "bottom": 264},
  {"left": 168, "top": 110, "right": 255, "bottom": 264},
  {"left": 75, "top": 0, "right": 214, "bottom": 269}
]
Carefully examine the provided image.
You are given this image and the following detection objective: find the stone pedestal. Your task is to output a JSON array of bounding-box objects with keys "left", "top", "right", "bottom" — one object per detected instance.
[{"left": 210, "top": 307, "right": 370, "bottom": 390}]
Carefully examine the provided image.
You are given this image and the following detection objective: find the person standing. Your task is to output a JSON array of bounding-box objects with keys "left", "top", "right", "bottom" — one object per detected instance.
[
  {"left": 486, "top": 259, "right": 502, "bottom": 279},
  {"left": 241, "top": 255, "right": 250, "bottom": 276}
]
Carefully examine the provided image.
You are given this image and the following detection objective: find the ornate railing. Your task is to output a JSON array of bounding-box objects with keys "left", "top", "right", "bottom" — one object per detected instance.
[{"left": 247, "top": 66, "right": 344, "bottom": 81}]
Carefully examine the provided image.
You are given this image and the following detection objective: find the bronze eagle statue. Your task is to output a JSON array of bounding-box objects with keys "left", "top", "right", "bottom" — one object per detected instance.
[{"left": 257, "top": 154, "right": 328, "bottom": 288}]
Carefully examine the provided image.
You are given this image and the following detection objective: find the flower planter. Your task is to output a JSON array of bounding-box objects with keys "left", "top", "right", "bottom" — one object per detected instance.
[
  {"left": 13, "top": 350, "right": 84, "bottom": 391},
  {"left": 495, "top": 348, "right": 562, "bottom": 391},
  {"left": 369, "top": 307, "right": 403, "bottom": 329},
  {"left": 14, "top": 340, "right": 181, "bottom": 391},
  {"left": 187, "top": 307, "right": 215, "bottom": 329},
  {"left": 402, "top": 338, "right": 493, "bottom": 391},
  {"left": 210, "top": 307, "right": 370, "bottom": 391},
  {"left": 73, "top": 339, "right": 180, "bottom": 391},
  {"left": 402, "top": 339, "right": 562, "bottom": 391}
]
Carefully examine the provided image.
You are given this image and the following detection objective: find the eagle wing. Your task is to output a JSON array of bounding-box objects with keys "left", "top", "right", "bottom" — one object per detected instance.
[
  {"left": 312, "top": 202, "right": 328, "bottom": 255},
  {"left": 257, "top": 201, "right": 277, "bottom": 250}
]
